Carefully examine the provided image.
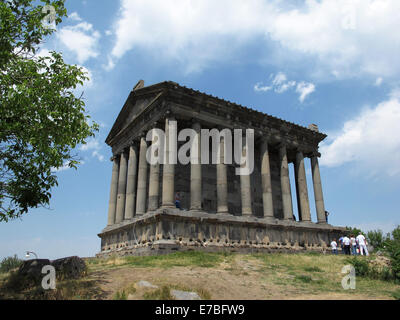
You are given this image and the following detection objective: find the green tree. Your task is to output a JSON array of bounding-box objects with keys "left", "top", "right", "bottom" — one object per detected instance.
[
  {"left": 0, "top": 254, "right": 22, "bottom": 273},
  {"left": 0, "top": 0, "right": 98, "bottom": 222},
  {"left": 345, "top": 226, "right": 364, "bottom": 237},
  {"left": 367, "top": 229, "right": 387, "bottom": 251},
  {"left": 386, "top": 226, "right": 400, "bottom": 281}
]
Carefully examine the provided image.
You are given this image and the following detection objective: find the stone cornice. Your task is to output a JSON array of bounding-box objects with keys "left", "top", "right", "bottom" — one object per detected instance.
[{"left": 106, "top": 81, "right": 327, "bottom": 154}]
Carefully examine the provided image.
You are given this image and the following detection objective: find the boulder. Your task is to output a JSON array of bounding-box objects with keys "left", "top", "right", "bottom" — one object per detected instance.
[
  {"left": 51, "top": 256, "right": 86, "bottom": 280},
  {"left": 136, "top": 280, "right": 158, "bottom": 289},
  {"left": 18, "top": 259, "right": 51, "bottom": 282},
  {"left": 171, "top": 289, "right": 201, "bottom": 300},
  {"left": 16, "top": 259, "right": 51, "bottom": 288}
]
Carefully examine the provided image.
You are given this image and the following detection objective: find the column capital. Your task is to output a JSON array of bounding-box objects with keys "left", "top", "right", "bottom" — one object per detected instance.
[
  {"left": 138, "top": 131, "right": 147, "bottom": 139},
  {"left": 260, "top": 136, "right": 273, "bottom": 147},
  {"left": 164, "top": 110, "right": 176, "bottom": 121},
  {"left": 191, "top": 119, "right": 201, "bottom": 129},
  {"left": 110, "top": 154, "right": 120, "bottom": 162},
  {"left": 129, "top": 140, "right": 139, "bottom": 149},
  {"left": 310, "top": 151, "right": 322, "bottom": 158},
  {"left": 278, "top": 141, "right": 288, "bottom": 150},
  {"left": 151, "top": 121, "right": 160, "bottom": 129},
  {"left": 132, "top": 135, "right": 141, "bottom": 144}
]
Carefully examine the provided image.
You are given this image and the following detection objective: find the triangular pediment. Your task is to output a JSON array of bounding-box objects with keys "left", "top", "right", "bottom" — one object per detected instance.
[{"left": 105, "top": 81, "right": 166, "bottom": 145}]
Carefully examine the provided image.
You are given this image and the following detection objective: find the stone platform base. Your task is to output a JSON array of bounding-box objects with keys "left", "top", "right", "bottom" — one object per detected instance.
[{"left": 97, "top": 208, "right": 346, "bottom": 258}]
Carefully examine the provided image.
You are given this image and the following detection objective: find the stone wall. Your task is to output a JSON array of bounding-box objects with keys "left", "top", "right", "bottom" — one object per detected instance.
[{"left": 98, "top": 209, "right": 345, "bottom": 257}]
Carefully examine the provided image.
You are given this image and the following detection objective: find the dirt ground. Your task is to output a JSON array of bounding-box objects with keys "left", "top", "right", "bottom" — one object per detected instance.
[{"left": 87, "top": 255, "right": 393, "bottom": 300}]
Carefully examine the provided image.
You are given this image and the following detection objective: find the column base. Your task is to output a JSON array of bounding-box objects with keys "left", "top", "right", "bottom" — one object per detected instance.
[
  {"left": 262, "top": 216, "right": 276, "bottom": 223},
  {"left": 162, "top": 204, "right": 176, "bottom": 209},
  {"left": 217, "top": 211, "right": 230, "bottom": 215}
]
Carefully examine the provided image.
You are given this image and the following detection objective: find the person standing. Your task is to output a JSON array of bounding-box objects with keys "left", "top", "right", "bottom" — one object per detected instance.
[
  {"left": 331, "top": 238, "right": 338, "bottom": 255},
  {"left": 338, "top": 236, "right": 344, "bottom": 254},
  {"left": 350, "top": 234, "right": 357, "bottom": 255},
  {"left": 325, "top": 210, "right": 329, "bottom": 223},
  {"left": 356, "top": 233, "right": 369, "bottom": 256},
  {"left": 175, "top": 192, "right": 182, "bottom": 210},
  {"left": 342, "top": 235, "right": 351, "bottom": 255}
]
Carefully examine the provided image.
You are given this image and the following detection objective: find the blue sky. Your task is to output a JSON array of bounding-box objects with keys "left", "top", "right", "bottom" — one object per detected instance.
[{"left": 1, "top": 0, "right": 399, "bottom": 260}]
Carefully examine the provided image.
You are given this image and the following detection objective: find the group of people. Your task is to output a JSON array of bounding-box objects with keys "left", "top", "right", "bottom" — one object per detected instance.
[{"left": 330, "top": 233, "right": 369, "bottom": 256}]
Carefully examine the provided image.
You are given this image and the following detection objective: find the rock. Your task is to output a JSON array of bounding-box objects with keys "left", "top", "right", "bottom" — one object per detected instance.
[
  {"left": 18, "top": 259, "right": 51, "bottom": 283},
  {"left": 171, "top": 289, "right": 201, "bottom": 300},
  {"left": 370, "top": 255, "right": 391, "bottom": 269},
  {"left": 51, "top": 256, "right": 86, "bottom": 280},
  {"left": 137, "top": 280, "right": 158, "bottom": 289}
]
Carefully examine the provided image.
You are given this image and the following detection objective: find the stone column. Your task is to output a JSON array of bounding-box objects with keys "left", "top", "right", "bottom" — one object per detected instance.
[
  {"left": 124, "top": 144, "right": 138, "bottom": 220},
  {"left": 190, "top": 122, "right": 202, "bottom": 210},
  {"left": 107, "top": 155, "right": 120, "bottom": 226},
  {"left": 295, "top": 151, "right": 311, "bottom": 222},
  {"left": 260, "top": 140, "right": 274, "bottom": 220},
  {"left": 115, "top": 151, "right": 128, "bottom": 223},
  {"left": 279, "top": 144, "right": 294, "bottom": 221},
  {"left": 217, "top": 136, "right": 229, "bottom": 214},
  {"left": 311, "top": 156, "right": 327, "bottom": 223},
  {"left": 136, "top": 136, "right": 148, "bottom": 215},
  {"left": 162, "top": 117, "right": 177, "bottom": 208},
  {"left": 240, "top": 141, "right": 252, "bottom": 216},
  {"left": 148, "top": 128, "right": 160, "bottom": 211},
  {"left": 293, "top": 162, "right": 302, "bottom": 221}
]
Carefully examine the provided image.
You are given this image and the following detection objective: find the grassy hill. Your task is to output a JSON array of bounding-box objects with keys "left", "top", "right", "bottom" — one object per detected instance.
[{"left": 1, "top": 251, "right": 400, "bottom": 300}]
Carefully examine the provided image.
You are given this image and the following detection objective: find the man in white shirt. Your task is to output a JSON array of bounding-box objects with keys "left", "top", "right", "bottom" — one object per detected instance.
[
  {"left": 342, "top": 235, "right": 351, "bottom": 255},
  {"left": 330, "top": 239, "right": 338, "bottom": 255},
  {"left": 356, "top": 233, "right": 369, "bottom": 256}
]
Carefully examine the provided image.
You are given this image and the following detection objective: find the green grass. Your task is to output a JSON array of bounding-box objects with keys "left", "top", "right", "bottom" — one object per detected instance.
[
  {"left": 2, "top": 251, "right": 399, "bottom": 300},
  {"left": 392, "top": 289, "right": 400, "bottom": 300},
  {"left": 303, "top": 266, "right": 323, "bottom": 273},
  {"left": 143, "top": 285, "right": 175, "bottom": 300},
  {"left": 113, "top": 284, "right": 136, "bottom": 300},
  {"left": 141, "top": 283, "right": 212, "bottom": 300},
  {"left": 251, "top": 252, "right": 400, "bottom": 297},
  {"left": 0, "top": 273, "right": 103, "bottom": 300},
  {"left": 295, "top": 275, "right": 313, "bottom": 283},
  {"left": 86, "top": 251, "right": 231, "bottom": 271}
]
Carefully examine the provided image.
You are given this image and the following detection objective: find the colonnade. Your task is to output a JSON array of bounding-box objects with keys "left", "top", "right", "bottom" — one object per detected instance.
[{"left": 107, "top": 117, "right": 327, "bottom": 225}]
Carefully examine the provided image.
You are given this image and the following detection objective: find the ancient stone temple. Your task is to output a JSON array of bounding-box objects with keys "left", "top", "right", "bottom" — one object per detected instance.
[{"left": 97, "top": 80, "right": 345, "bottom": 257}]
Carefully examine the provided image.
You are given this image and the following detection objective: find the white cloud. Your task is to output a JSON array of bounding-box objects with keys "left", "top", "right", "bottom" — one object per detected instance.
[
  {"left": 69, "top": 12, "right": 82, "bottom": 22},
  {"left": 107, "top": 0, "right": 400, "bottom": 79},
  {"left": 375, "top": 77, "right": 383, "bottom": 87},
  {"left": 107, "top": 0, "right": 274, "bottom": 72},
  {"left": 320, "top": 93, "right": 400, "bottom": 177},
  {"left": 78, "top": 66, "right": 94, "bottom": 89},
  {"left": 79, "top": 138, "right": 100, "bottom": 151},
  {"left": 79, "top": 138, "right": 106, "bottom": 162},
  {"left": 254, "top": 82, "right": 272, "bottom": 92},
  {"left": 272, "top": 72, "right": 287, "bottom": 86},
  {"left": 255, "top": 72, "right": 315, "bottom": 102},
  {"left": 92, "top": 151, "right": 105, "bottom": 162},
  {"left": 296, "top": 82, "right": 316, "bottom": 103},
  {"left": 57, "top": 21, "right": 100, "bottom": 64}
]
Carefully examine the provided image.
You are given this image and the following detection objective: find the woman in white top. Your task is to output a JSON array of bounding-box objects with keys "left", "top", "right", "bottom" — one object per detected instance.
[{"left": 350, "top": 235, "right": 357, "bottom": 255}]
